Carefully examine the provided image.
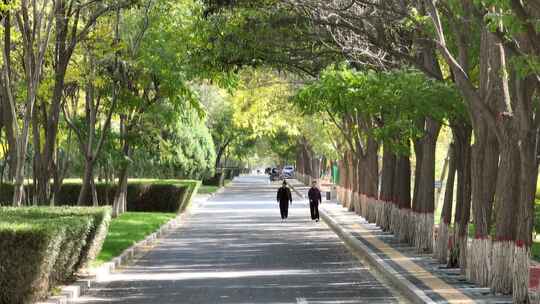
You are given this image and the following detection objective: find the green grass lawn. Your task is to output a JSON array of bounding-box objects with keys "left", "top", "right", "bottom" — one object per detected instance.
[
  {"left": 93, "top": 212, "right": 176, "bottom": 266},
  {"left": 199, "top": 185, "right": 219, "bottom": 194}
]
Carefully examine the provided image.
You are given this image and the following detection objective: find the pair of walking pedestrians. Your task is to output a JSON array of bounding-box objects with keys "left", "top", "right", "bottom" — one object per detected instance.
[{"left": 276, "top": 180, "right": 321, "bottom": 222}]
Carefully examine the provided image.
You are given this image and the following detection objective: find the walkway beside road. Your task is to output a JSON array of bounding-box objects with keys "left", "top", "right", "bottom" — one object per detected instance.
[
  {"left": 288, "top": 180, "right": 513, "bottom": 304},
  {"left": 74, "top": 175, "right": 404, "bottom": 304}
]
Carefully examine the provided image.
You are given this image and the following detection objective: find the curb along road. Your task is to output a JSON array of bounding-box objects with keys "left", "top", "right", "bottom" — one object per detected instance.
[
  {"left": 319, "top": 210, "right": 434, "bottom": 304},
  {"left": 287, "top": 180, "right": 432, "bottom": 304}
]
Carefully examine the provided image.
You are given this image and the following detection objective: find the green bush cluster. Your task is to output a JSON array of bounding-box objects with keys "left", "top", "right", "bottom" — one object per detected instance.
[
  {"left": 0, "top": 180, "right": 200, "bottom": 213},
  {"left": 0, "top": 207, "right": 111, "bottom": 304}
]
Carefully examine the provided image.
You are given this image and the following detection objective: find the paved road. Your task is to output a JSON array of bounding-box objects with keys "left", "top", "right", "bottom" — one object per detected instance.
[{"left": 75, "top": 176, "right": 403, "bottom": 304}]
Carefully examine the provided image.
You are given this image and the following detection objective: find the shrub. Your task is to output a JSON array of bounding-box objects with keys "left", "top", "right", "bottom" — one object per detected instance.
[
  {"left": 75, "top": 208, "right": 112, "bottom": 268},
  {"left": 2, "top": 207, "right": 112, "bottom": 268},
  {"left": 0, "top": 222, "right": 63, "bottom": 304},
  {"left": 127, "top": 183, "right": 186, "bottom": 212},
  {"left": 54, "top": 183, "right": 114, "bottom": 207},
  {"left": 0, "top": 178, "right": 200, "bottom": 303},
  {"left": 50, "top": 216, "right": 93, "bottom": 284},
  {"left": 0, "top": 180, "right": 200, "bottom": 213},
  {"left": 0, "top": 207, "right": 111, "bottom": 304},
  {"left": 120, "top": 180, "right": 199, "bottom": 213},
  {"left": 0, "top": 185, "right": 12, "bottom": 207}
]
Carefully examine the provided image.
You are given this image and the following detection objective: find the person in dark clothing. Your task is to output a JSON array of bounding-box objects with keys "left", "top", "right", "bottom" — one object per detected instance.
[
  {"left": 308, "top": 180, "right": 322, "bottom": 222},
  {"left": 277, "top": 180, "right": 292, "bottom": 220}
]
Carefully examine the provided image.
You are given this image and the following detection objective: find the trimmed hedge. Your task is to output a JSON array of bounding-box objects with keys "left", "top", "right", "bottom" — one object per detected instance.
[
  {"left": 0, "top": 179, "right": 200, "bottom": 303},
  {"left": 0, "top": 180, "right": 200, "bottom": 213},
  {"left": 203, "top": 168, "right": 241, "bottom": 187},
  {"left": 0, "top": 207, "right": 111, "bottom": 304},
  {"left": 178, "top": 181, "right": 200, "bottom": 213},
  {"left": 0, "top": 221, "right": 62, "bottom": 304}
]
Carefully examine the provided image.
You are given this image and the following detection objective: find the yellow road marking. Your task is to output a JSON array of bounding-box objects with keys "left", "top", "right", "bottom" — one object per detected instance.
[{"left": 350, "top": 223, "right": 474, "bottom": 303}]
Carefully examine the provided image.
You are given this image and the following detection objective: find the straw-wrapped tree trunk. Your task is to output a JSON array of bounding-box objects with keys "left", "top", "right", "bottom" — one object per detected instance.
[
  {"left": 411, "top": 117, "right": 441, "bottom": 253},
  {"left": 394, "top": 153, "right": 412, "bottom": 243},
  {"left": 427, "top": 2, "right": 540, "bottom": 300},
  {"left": 453, "top": 123, "right": 472, "bottom": 272},
  {"left": 467, "top": 119, "right": 498, "bottom": 285}
]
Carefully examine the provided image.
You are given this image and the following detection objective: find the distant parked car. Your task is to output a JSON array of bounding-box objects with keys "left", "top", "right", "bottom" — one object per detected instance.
[{"left": 282, "top": 165, "right": 294, "bottom": 178}]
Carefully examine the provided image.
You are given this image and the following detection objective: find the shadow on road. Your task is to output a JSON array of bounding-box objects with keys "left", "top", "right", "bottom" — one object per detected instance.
[{"left": 74, "top": 175, "right": 400, "bottom": 304}]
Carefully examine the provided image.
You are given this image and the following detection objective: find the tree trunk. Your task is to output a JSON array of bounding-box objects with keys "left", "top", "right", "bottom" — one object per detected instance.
[
  {"left": 490, "top": 38, "right": 534, "bottom": 298},
  {"left": 512, "top": 73, "right": 538, "bottom": 303},
  {"left": 215, "top": 142, "right": 229, "bottom": 170},
  {"left": 104, "top": 163, "right": 112, "bottom": 205},
  {"left": 312, "top": 157, "right": 320, "bottom": 180},
  {"left": 362, "top": 137, "right": 379, "bottom": 223},
  {"left": 32, "top": 104, "right": 50, "bottom": 205},
  {"left": 78, "top": 159, "right": 95, "bottom": 205},
  {"left": 435, "top": 143, "right": 455, "bottom": 264},
  {"left": 345, "top": 151, "right": 354, "bottom": 210},
  {"left": 34, "top": 59, "right": 68, "bottom": 205},
  {"left": 113, "top": 164, "right": 128, "bottom": 218},
  {"left": 513, "top": 133, "right": 536, "bottom": 303},
  {"left": 338, "top": 157, "right": 346, "bottom": 205},
  {"left": 112, "top": 116, "right": 130, "bottom": 218},
  {"left": 37, "top": 0, "right": 89, "bottom": 205},
  {"left": 389, "top": 154, "right": 402, "bottom": 236},
  {"left": 427, "top": 6, "right": 535, "bottom": 300},
  {"left": 412, "top": 118, "right": 440, "bottom": 253},
  {"left": 412, "top": 134, "right": 423, "bottom": 219},
  {"left": 379, "top": 145, "right": 396, "bottom": 231},
  {"left": 10, "top": 1, "right": 55, "bottom": 206},
  {"left": 302, "top": 140, "right": 313, "bottom": 180},
  {"left": 357, "top": 153, "right": 365, "bottom": 216},
  {"left": 1, "top": 95, "right": 16, "bottom": 182},
  {"left": 12, "top": 134, "right": 30, "bottom": 207},
  {"left": 0, "top": 148, "right": 7, "bottom": 185},
  {"left": 491, "top": 142, "right": 519, "bottom": 295},
  {"left": 1, "top": 7, "right": 16, "bottom": 181},
  {"left": 52, "top": 134, "right": 71, "bottom": 205},
  {"left": 295, "top": 145, "right": 303, "bottom": 179},
  {"left": 12, "top": 98, "right": 36, "bottom": 207},
  {"left": 395, "top": 153, "right": 412, "bottom": 243},
  {"left": 91, "top": 177, "right": 98, "bottom": 206},
  {"left": 351, "top": 154, "right": 360, "bottom": 213},
  {"left": 467, "top": 122, "right": 498, "bottom": 285},
  {"left": 454, "top": 124, "right": 472, "bottom": 273},
  {"left": 340, "top": 151, "right": 349, "bottom": 208}
]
